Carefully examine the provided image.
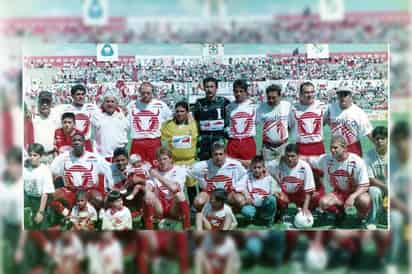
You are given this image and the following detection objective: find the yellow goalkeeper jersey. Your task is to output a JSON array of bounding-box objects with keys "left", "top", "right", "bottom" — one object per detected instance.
[{"left": 161, "top": 119, "right": 198, "bottom": 165}]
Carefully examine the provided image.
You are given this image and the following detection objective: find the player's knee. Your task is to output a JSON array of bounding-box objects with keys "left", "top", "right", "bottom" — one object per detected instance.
[
  {"left": 194, "top": 196, "right": 206, "bottom": 212},
  {"left": 233, "top": 193, "right": 247, "bottom": 207},
  {"left": 356, "top": 193, "right": 371, "bottom": 209},
  {"left": 175, "top": 192, "right": 186, "bottom": 202},
  {"left": 241, "top": 204, "right": 256, "bottom": 219}
]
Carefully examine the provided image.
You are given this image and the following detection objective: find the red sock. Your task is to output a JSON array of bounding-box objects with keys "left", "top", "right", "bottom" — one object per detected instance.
[
  {"left": 136, "top": 237, "right": 149, "bottom": 274},
  {"left": 144, "top": 203, "right": 154, "bottom": 229},
  {"left": 325, "top": 205, "right": 340, "bottom": 215},
  {"left": 178, "top": 201, "right": 191, "bottom": 229}
]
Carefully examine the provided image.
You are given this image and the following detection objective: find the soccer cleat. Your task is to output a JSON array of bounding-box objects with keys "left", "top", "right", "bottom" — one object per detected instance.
[
  {"left": 119, "top": 188, "right": 128, "bottom": 194},
  {"left": 126, "top": 194, "right": 135, "bottom": 201}
]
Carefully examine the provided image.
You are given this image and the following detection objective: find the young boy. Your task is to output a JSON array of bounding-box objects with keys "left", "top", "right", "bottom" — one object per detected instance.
[
  {"left": 54, "top": 112, "right": 81, "bottom": 155},
  {"left": 238, "top": 156, "right": 279, "bottom": 227},
  {"left": 70, "top": 190, "right": 98, "bottom": 230},
  {"left": 123, "top": 153, "right": 151, "bottom": 201},
  {"left": 101, "top": 190, "right": 132, "bottom": 230},
  {"left": 196, "top": 189, "right": 237, "bottom": 231}
]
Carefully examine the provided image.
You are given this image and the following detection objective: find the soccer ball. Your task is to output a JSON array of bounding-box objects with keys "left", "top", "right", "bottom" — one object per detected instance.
[
  {"left": 293, "top": 211, "right": 314, "bottom": 228},
  {"left": 305, "top": 246, "right": 328, "bottom": 270}
]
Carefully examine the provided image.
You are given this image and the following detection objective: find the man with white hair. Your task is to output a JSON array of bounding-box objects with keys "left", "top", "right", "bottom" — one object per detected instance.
[{"left": 93, "top": 89, "right": 128, "bottom": 162}]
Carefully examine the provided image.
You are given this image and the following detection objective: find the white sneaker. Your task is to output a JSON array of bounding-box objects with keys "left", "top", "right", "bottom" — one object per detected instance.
[
  {"left": 119, "top": 188, "right": 127, "bottom": 194},
  {"left": 126, "top": 194, "right": 134, "bottom": 201}
]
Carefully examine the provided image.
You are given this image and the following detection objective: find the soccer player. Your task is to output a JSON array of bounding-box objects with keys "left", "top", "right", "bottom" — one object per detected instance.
[
  {"left": 225, "top": 79, "right": 257, "bottom": 164},
  {"left": 310, "top": 135, "right": 371, "bottom": 225},
  {"left": 31, "top": 91, "right": 59, "bottom": 162},
  {"left": 193, "top": 77, "right": 230, "bottom": 161},
  {"left": 194, "top": 232, "right": 241, "bottom": 274},
  {"left": 55, "top": 84, "right": 99, "bottom": 152},
  {"left": 145, "top": 148, "right": 191, "bottom": 229},
  {"left": 101, "top": 190, "right": 133, "bottom": 230},
  {"left": 238, "top": 155, "right": 279, "bottom": 227},
  {"left": 111, "top": 147, "right": 129, "bottom": 189},
  {"left": 24, "top": 143, "right": 55, "bottom": 229},
  {"left": 196, "top": 189, "right": 238, "bottom": 231},
  {"left": 289, "top": 82, "right": 326, "bottom": 160},
  {"left": 93, "top": 90, "right": 128, "bottom": 162},
  {"left": 365, "top": 126, "right": 388, "bottom": 227},
  {"left": 269, "top": 144, "right": 316, "bottom": 217},
  {"left": 324, "top": 88, "right": 373, "bottom": 156},
  {"left": 161, "top": 101, "right": 198, "bottom": 204},
  {"left": 54, "top": 112, "right": 82, "bottom": 155},
  {"left": 127, "top": 82, "right": 172, "bottom": 164},
  {"left": 257, "top": 84, "right": 291, "bottom": 164},
  {"left": 50, "top": 133, "right": 113, "bottom": 218},
  {"left": 190, "top": 142, "right": 247, "bottom": 213}
]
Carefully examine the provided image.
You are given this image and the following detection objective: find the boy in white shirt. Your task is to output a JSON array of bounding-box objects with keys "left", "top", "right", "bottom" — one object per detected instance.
[{"left": 101, "top": 190, "right": 132, "bottom": 230}]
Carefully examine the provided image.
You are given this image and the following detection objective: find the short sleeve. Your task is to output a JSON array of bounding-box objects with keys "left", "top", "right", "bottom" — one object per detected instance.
[
  {"left": 41, "top": 165, "right": 55, "bottom": 194},
  {"left": 356, "top": 158, "right": 370, "bottom": 187},
  {"left": 50, "top": 154, "right": 65, "bottom": 176}
]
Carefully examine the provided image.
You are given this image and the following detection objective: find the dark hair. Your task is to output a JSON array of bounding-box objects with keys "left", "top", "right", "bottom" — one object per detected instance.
[
  {"left": 70, "top": 84, "right": 86, "bottom": 96},
  {"left": 266, "top": 84, "right": 282, "bottom": 96},
  {"left": 391, "top": 121, "right": 410, "bottom": 141},
  {"left": 299, "top": 81, "right": 315, "bottom": 95},
  {"left": 233, "top": 79, "right": 248, "bottom": 92},
  {"left": 211, "top": 189, "right": 226, "bottom": 203},
  {"left": 156, "top": 147, "right": 173, "bottom": 159},
  {"left": 107, "top": 190, "right": 121, "bottom": 204},
  {"left": 211, "top": 141, "right": 226, "bottom": 154},
  {"left": 61, "top": 112, "right": 76, "bottom": 122},
  {"left": 285, "top": 143, "right": 299, "bottom": 154},
  {"left": 28, "top": 143, "right": 45, "bottom": 156},
  {"left": 372, "top": 126, "right": 388, "bottom": 139},
  {"left": 175, "top": 101, "right": 189, "bottom": 112},
  {"left": 72, "top": 132, "right": 85, "bottom": 141},
  {"left": 113, "top": 147, "right": 128, "bottom": 159},
  {"left": 251, "top": 155, "right": 265, "bottom": 166},
  {"left": 203, "top": 77, "right": 218, "bottom": 89},
  {"left": 76, "top": 190, "right": 88, "bottom": 201},
  {"left": 6, "top": 147, "right": 22, "bottom": 163}
]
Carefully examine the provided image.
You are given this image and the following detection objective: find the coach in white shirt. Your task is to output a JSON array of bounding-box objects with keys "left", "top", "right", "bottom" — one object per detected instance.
[
  {"left": 93, "top": 90, "right": 128, "bottom": 162},
  {"left": 325, "top": 88, "right": 373, "bottom": 157},
  {"left": 32, "top": 91, "right": 59, "bottom": 160}
]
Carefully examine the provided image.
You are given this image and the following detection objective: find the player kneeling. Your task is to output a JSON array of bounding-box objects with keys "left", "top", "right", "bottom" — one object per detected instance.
[
  {"left": 196, "top": 189, "right": 237, "bottom": 231},
  {"left": 145, "top": 148, "right": 191, "bottom": 229},
  {"left": 269, "top": 144, "right": 316, "bottom": 225},
  {"left": 238, "top": 156, "right": 278, "bottom": 227},
  {"left": 310, "top": 135, "right": 371, "bottom": 227}
]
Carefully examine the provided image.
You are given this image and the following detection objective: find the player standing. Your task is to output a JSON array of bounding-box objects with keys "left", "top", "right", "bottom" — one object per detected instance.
[
  {"left": 128, "top": 82, "right": 172, "bottom": 164},
  {"left": 193, "top": 77, "right": 230, "bottom": 161}
]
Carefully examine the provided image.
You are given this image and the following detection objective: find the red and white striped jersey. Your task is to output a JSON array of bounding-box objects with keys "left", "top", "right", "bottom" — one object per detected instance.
[
  {"left": 54, "top": 128, "right": 82, "bottom": 155},
  {"left": 56, "top": 103, "right": 99, "bottom": 141},
  {"left": 149, "top": 166, "right": 187, "bottom": 200},
  {"left": 127, "top": 99, "right": 172, "bottom": 139},
  {"left": 289, "top": 100, "right": 326, "bottom": 144},
  {"left": 189, "top": 158, "right": 246, "bottom": 193},
  {"left": 271, "top": 159, "right": 315, "bottom": 195},
  {"left": 310, "top": 153, "right": 369, "bottom": 194},
  {"left": 50, "top": 151, "right": 113, "bottom": 191},
  {"left": 226, "top": 99, "right": 256, "bottom": 139},
  {"left": 257, "top": 100, "right": 291, "bottom": 143},
  {"left": 237, "top": 173, "right": 278, "bottom": 206},
  {"left": 325, "top": 103, "right": 373, "bottom": 145}
]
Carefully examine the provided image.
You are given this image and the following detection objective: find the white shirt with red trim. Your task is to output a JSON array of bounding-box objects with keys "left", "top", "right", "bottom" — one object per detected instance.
[
  {"left": 257, "top": 100, "right": 291, "bottom": 144},
  {"left": 201, "top": 203, "right": 238, "bottom": 230},
  {"left": 226, "top": 99, "right": 257, "bottom": 139},
  {"left": 55, "top": 103, "right": 99, "bottom": 141},
  {"left": 50, "top": 151, "right": 113, "bottom": 191},
  {"left": 201, "top": 235, "right": 240, "bottom": 272},
  {"left": 189, "top": 158, "right": 247, "bottom": 193},
  {"left": 236, "top": 173, "right": 279, "bottom": 206},
  {"left": 325, "top": 103, "right": 373, "bottom": 145},
  {"left": 101, "top": 206, "right": 132, "bottom": 230},
  {"left": 93, "top": 109, "right": 128, "bottom": 159},
  {"left": 148, "top": 166, "right": 187, "bottom": 200},
  {"left": 127, "top": 99, "right": 172, "bottom": 140},
  {"left": 270, "top": 159, "right": 315, "bottom": 195},
  {"left": 289, "top": 100, "right": 326, "bottom": 144},
  {"left": 311, "top": 153, "right": 370, "bottom": 194}
]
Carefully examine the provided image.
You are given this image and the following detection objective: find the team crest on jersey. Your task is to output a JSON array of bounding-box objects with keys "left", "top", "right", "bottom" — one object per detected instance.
[
  {"left": 263, "top": 120, "right": 286, "bottom": 142},
  {"left": 331, "top": 123, "right": 356, "bottom": 144},
  {"left": 280, "top": 176, "right": 304, "bottom": 193},
  {"left": 295, "top": 111, "right": 322, "bottom": 136},
  {"left": 75, "top": 113, "right": 91, "bottom": 135},
  {"left": 132, "top": 109, "right": 160, "bottom": 132},
  {"left": 204, "top": 174, "right": 233, "bottom": 192},
  {"left": 327, "top": 160, "right": 356, "bottom": 192},
  {"left": 231, "top": 111, "right": 254, "bottom": 135},
  {"left": 64, "top": 164, "right": 94, "bottom": 188},
  {"left": 172, "top": 135, "right": 192, "bottom": 149}
]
